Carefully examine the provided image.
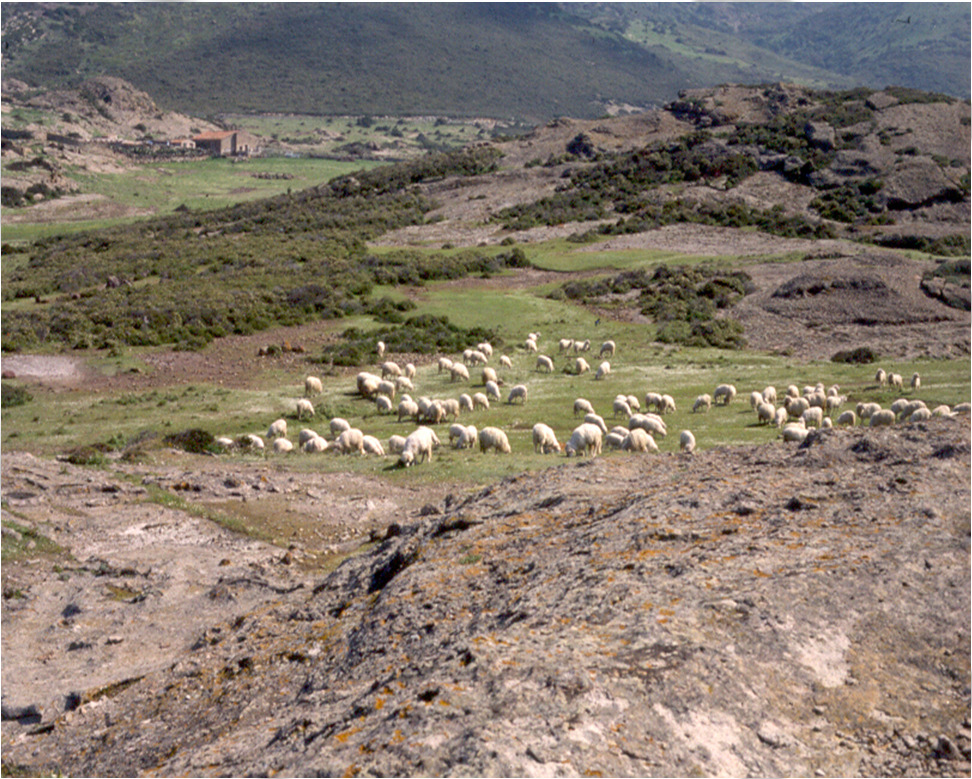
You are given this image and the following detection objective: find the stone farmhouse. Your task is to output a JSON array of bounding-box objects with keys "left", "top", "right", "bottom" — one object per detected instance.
[{"left": 192, "top": 130, "right": 259, "bottom": 156}]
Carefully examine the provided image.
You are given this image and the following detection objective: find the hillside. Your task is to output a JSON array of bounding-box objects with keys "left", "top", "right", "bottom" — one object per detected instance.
[{"left": 1, "top": 3, "right": 968, "bottom": 121}]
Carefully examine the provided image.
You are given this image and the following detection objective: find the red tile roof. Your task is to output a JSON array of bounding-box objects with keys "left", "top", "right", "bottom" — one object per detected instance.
[{"left": 193, "top": 131, "right": 236, "bottom": 141}]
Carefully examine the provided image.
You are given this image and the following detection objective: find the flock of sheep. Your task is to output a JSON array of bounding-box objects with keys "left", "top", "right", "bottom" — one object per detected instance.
[{"left": 214, "top": 334, "right": 968, "bottom": 467}]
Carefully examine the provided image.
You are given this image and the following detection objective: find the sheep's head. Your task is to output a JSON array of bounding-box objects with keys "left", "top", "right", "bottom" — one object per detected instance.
[{"left": 399, "top": 451, "right": 414, "bottom": 467}]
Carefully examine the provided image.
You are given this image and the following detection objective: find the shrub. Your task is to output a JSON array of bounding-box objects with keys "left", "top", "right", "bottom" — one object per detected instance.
[
  {"left": 831, "top": 346, "right": 877, "bottom": 364},
  {"left": 1, "top": 382, "right": 32, "bottom": 408},
  {"left": 163, "top": 428, "right": 216, "bottom": 454}
]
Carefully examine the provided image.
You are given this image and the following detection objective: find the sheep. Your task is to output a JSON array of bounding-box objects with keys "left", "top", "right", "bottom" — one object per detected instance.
[
  {"left": 564, "top": 423, "right": 603, "bottom": 457},
  {"left": 215, "top": 436, "right": 236, "bottom": 450},
  {"left": 611, "top": 425, "right": 630, "bottom": 437},
  {"left": 583, "top": 412, "right": 609, "bottom": 435},
  {"left": 954, "top": 403, "right": 972, "bottom": 414},
  {"left": 786, "top": 384, "right": 800, "bottom": 398},
  {"left": 773, "top": 406, "right": 788, "bottom": 429},
  {"left": 404, "top": 363, "right": 416, "bottom": 380},
  {"left": 900, "top": 400, "right": 927, "bottom": 419},
  {"left": 836, "top": 410, "right": 857, "bottom": 427},
  {"left": 298, "top": 429, "right": 319, "bottom": 446},
  {"left": 476, "top": 342, "right": 493, "bottom": 358},
  {"left": 802, "top": 407, "right": 824, "bottom": 428},
  {"left": 756, "top": 402, "right": 776, "bottom": 425},
  {"left": 889, "top": 398, "right": 911, "bottom": 419},
  {"left": 329, "top": 417, "right": 351, "bottom": 436},
  {"left": 376, "top": 380, "right": 397, "bottom": 401},
  {"left": 449, "top": 363, "right": 470, "bottom": 383},
  {"left": 693, "top": 394, "right": 712, "bottom": 414},
  {"left": 827, "top": 384, "right": 840, "bottom": 397},
  {"left": 626, "top": 395, "right": 640, "bottom": 412},
  {"left": 599, "top": 340, "right": 616, "bottom": 357},
  {"left": 629, "top": 413, "right": 667, "bottom": 438},
  {"left": 395, "top": 376, "right": 414, "bottom": 393},
  {"left": 305, "top": 376, "right": 323, "bottom": 397},
  {"left": 399, "top": 426, "right": 440, "bottom": 466},
  {"left": 467, "top": 350, "right": 489, "bottom": 366},
  {"left": 856, "top": 402, "right": 882, "bottom": 422},
  {"left": 472, "top": 392, "right": 490, "bottom": 411},
  {"left": 821, "top": 417, "right": 833, "bottom": 429},
  {"left": 910, "top": 373, "right": 921, "bottom": 392},
  {"left": 785, "top": 396, "right": 810, "bottom": 419},
  {"left": 479, "top": 426, "right": 512, "bottom": 454},
  {"left": 931, "top": 405, "right": 955, "bottom": 418},
  {"left": 807, "top": 391, "right": 827, "bottom": 410},
  {"left": 558, "top": 338, "right": 574, "bottom": 353},
  {"left": 267, "top": 418, "right": 288, "bottom": 439},
  {"left": 874, "top": 368, "right": 887, "bottom": 386},
  {"left": 905, "top": 406, "right": 932, "bottom": 423},
  {"left": 613, "top": 397, "right": 633, "bottom": 419},
  {"left": 450, "top": 424, "right": 478, "bottom": 449},
  {"left": 241, "top": 434, "right": 265, "bottom": 451},
  {"left": 387, "top": 435, "right": 407, "bottom": 454},
  {"left": 398, "top": 399, "right": 419, "bottom": 422},
  {"left": 595, "top": 361, "right": 611, "bottom": 380},
  {"left": 356, "top": 371, "right": 381, "bottom": 398},
  {"left": 420, "top": 399, "right": 446, "bottom": 425},
  {"left": 376, "top": 340, "right": 386, "bottom": 359},
  {"left": 303, "top": 435, "right": 329, "bottom": 453},
  {"left": 782, "top": 424, "right": 809, "bottom": 443},
  {"left": 485, "top": 380, "right": 501, "bottom": 401},
  {"left": 375, "top": 395, "right": 394, "bottom": 414},
  {"left": 573, "top": 357, "right": 591, "bottom": 375},
  {"left": 576, "top": 339, "right": 591, "bottom": 353},
  {"left": 362, "top": 435, "right": 385, "bottom": 456},
  {"left": 644, "top": 392, "right": 663, "bottom": 412},
  {"left": 272, "top": 438, "right": 294, "bottom": 454},
  {"left": 679, "top": 430, "right": 696, "bottom": 453},
  {"left": 524, "top": 338, "right": 538, "bottom": 353},
  {"left": 573, "top": 398, "right": 595, "bottom": 417},
  {"left": 604, "top": 432, "right": 626, "bottom": 450},
  {"left": 459, "top": 393, "right": 474, "bottom": 412},
  {"left": 714, "top": 384, "right": 737, "bottom": 405},
  {"left": 825, "top": 394, "right": 845, "bottom": 414},
  {"left": 536, "top": 355, "right": 555, "bottom": 373},
  {"left": 381, "top": 361, "right": 403, "bottom": 379},
  {"left": 499, "top": 355, "right": 513, "bottom": 370},
  {"left": 749, "top": 391, "right": 764, "bottom": 410},
  {"left": 532, "top": 423, "right": 562, "bottom": 454},
  {"left": 507, "top": 384, "right": 528, "bottom": 404},
  {"left": 622, "top": 427, "right": 658, "bottom": 453},
  {"left": 762, "top": 386, "right": 777, "bottom": 405},
  {"left": 888, "top": 372, "right": 904, "bottom": 391},
  {"left": 440, "top": 398, "right": 461, "bottom": 421},
  {"left": 438, "top": 356, "right": 454, "bottom": 373},
  {"left": 869, "top": 409, "right": 896, "bottom": 428},
  {"left": 334, "top": 428, "right": 365, "bottom": 455},
  {"left": 658, "top": 394, "right": 676, "bottom": 414},
  {"left": 481, "top": 366, "right": 499, "bottom": 385},
  {"left": 528, "top": 332, "right": 541, "bottom": 343}
]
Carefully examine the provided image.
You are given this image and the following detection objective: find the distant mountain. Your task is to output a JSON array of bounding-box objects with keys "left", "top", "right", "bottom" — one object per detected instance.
[{"left": 1, "top": 3, "right": 968, "bottom": 121}]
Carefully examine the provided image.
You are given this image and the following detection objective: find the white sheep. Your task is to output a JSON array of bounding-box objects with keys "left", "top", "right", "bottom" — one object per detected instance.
[
  {"left": 387, "top": 435, "right": 407, "bottom": 454},
  {"left": 564, "top": 423, "right": 603, "bottom": 458},
  {"left": 573, "top": 398, "right": 595, "bottom": 417},
  {"left": 485, "top": 380, "right": 501, "bottom": 401},
  {"left": 910, "top": 373, "right": 921, "bottom": 392},
  {"left": 536, "top": 355, "right": 554, "bottom": 373},
  {"left": 558, "top": 338, "right": 574, "bottom": 353},
  {"left": 622, "top": 427, "right": 658, "bottom": 453},
  {"left": 241, "top": 434, "right": 265, "bottom": 451},
  {"left": 329, "top": 417, "right": 351, "bottom": 436},
  {"left": 595, "top": 361, "right": 611, "bottom": 380},
  {"left": 658, "top": 394, "right": 676, "bottom": 414},
  {"left": 693, "top": 394, "right": 712, "bottom": 413},
  {"left": 626, "top": 395, "right": 640, "bottom": 411},
  {"left": 629, "top": 413, "right": 667, "bottom": 438},
  {"left": 356, "top": 371, "right": 381, "bottom": 398},
  {"left": 802, "top": 407, "right": 824, "bottom": 428},
  {"left": 782, "top": 424, "right": 809, "bottom": 443},
  {"left": 931, "top": 405, "right": 954, "bottom": 418},
  {"left": 869, "top": 409, "right": 896, "bottom": 428},
  {"left": 604, "top": 432, "right": 626, "bottom": 450},
  {"left": 774, "top": 406, "right": 788, "bottom": 428},
  {"left": 305, "top": 376, "right": 323, "bottom": 397},
  {"left": 679, "top": 430, "right": 696, "bottom": 453},
  {"left": 756, "top": 402, "right": 776, "bottom": 425},
  {"left": 613, "top": 397, "right": 633, "bottom": 419},
  {"left": 955, "top": 403, "right": 972, "bottom": 414},
  {"left": 399, "top": 426, "right": 440, "bottom": 466},
  {"left": 532, "top": 423, "right": 562, "bottom": 454},
  {"left": 267, "top": 418, "right": 288, "bottom": 439},
  {"left": 573, "top": 357, "right": 591, "bottom": 375},
  {"left": 215, "top": 436, "right": 236, "bottom": 450},
  {"left": 890, "top": 398, "right": 911, "bottom": 419},
  {"left": 381, "top": 361, "right": 402, "bottom": 379},
  {"left": 821, "top": 417, "right": 833, "bottom": 429},
  {"left": 713, "top": 384, "right": 737, "bottom": 405},
  {"left": 472, "top": 392, "right": 490, "bottom": 411},
  {"left": 836, "top": 410, "right": 857, "bottom": 427},
  {"left": 376, "top": 340, "right": 386, "bottom": 359},
  {"left": 398, "top": 399, "right": 419, "bottom": 422},
  {"left": 524, "top": 338, "right": 538, "bottom": 353},
  {"left": 450, "top": 424, "right": 478, "bottom": 450},
  {"left": 888, "top": 372, "right": 904, "bottom": 391},
  {"left": 303, "top": 435, "right": 329, "bottom": 453},
  {"left": 825, "top": 394, "right": 845, "bottom": 414},
  {"left": 438, "top": 356, "right": 454, "bottom": 373},
  {"left": 499, "top": 355, "right": 513, "bottom": 369},
  {"left": 375, "top": 395, "right": 393, "bottom": 414},
  {"left": 420, "top": 399, "right": 446, "bottom": 425},
  {"left": 576, "top": 339, "right": 591, "bottom": 353},
  {"left": 762, "top": 386, "right": 777, "bottom": 405},
  {"left": 786, "top": 384, "right": 800, "bottom": 399},
  {"left": 272, "top": 438, "right": 293, "bottom": 454},
  {"left": 900, "top": 400, "right": 927, "bottom": 419},
  {"left": 298, "top": 428, "right": 319, "bottom": 445},
  {"left": 786, "top": 396, "right": 810, "bottom": 419},
  {"left": 295, "top": 398, "right": 315, "bottom": 420},
  {"left": 479, "top": 427, "right": 512, "bottom": 454},
  {"left": 395, "top": 375, "right": 414, "bottom": 393},
  {"left": 749, "top": 391, "right": 764, "bottom": 410},
  {"left": 334, "top": 428, "right": 365, "bottom": 455},
  {"left": 527, "top": 332, "right": 541, "bottom": 343},
  {"left": 481, "top": 366, "right": 499, "bottom": 385},
  {"left": 404, "top": 363, "right": 416, "bottom": 380},
  {"left": 376, "top": 380, "right": 397, "bottom": 401},
  {"left": 459, "top": 393, "right": 474, "bottom": 412},
  {"left": 477, "top": 342, "right": 493, "bottom": 358},
  {"left": 875, "top": 368, "right": 887, "bottom": 386},
  {"left": 450, "top": 363, "right": 470, "bottom": 383},
  {"left": 507, "top": 384, "right": 528, "bottom": 404},
  {"left": 583, "top": 412, "right": 609, "bottom": 435},
  {"left": 362, "top": 435, "right": 385, "bottom": 456},
  {"left": 467, "top": 350, "right": 489, "bottom": 366},
  {"left": 440, "top": 398, "right": 461, "bottom": 421},
  {"left": 599, "top": 340, "right": 616, "bottom": 357},
  {"left": 856, "top": 402, "right": 882, "bottom": 421}
]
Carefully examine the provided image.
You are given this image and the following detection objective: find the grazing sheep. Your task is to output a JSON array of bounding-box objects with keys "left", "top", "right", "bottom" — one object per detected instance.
[
  {"left": 599, "top": 340, "right": 616, "bottom": 357},
  {"left": 356, "top": 371, "right": 381, "bottom": 398},
  {"left": 869, "top": 409, "right": 896, "bottom": 428},
  {"left": 398, "top": 399, "right": 419, "bottom": 422},
  {"left": 296, "top": 429, "right": 319, "bottom": 445},
  {"left": 749, "top": 391, "right": 764, "bottom": 410},
  {"left": 622, "top": 427, "right": 658, "bottom": 453},
  {"left": 215, "top": 436, "right": 236, "bottom": 450},
  {"left": 889, "top": 398, "right": 911, "bottom": 419},
  {"left": 786, "top": 384, "right": 800, "bottom": 398},
  {"left": 395, "top": 376, "right": 414, "bottom": 393},
  {"left": 802, "top": 407, "right": 824, "bottom": 428},
  {"left": 305, "top": 376, "right": 323, "bottom": 397},
  {"left": 564, "top": 423, "right": 603, "bottom": 457},
  {"left": 679, "top": 430, "right": 696, "bottom": 453},
  {"left": 856, "top": 402, "right": 882, "bottom": 421},
  {"left": 595, "top": 361, "right": 611, "bottom": 380},
  {"left": 399, "top": 426, "right": 440, "bottom": 467},
  {"left": 536, "top": 355, "right": 555, "bottom": 373},
  {"left": 376, "top": 380, "right": 397, "bottom": 401},
  {"left": 611, "top": 425, "right": 630, "bottom": 437},
  {"left": 613, "top": 397, "right": 633, "bottom": 418},
  {"left": 528, "top": 332, "right": 541, "bottom": 343},
  {"left": 420, "top": 399, "right": 446, "bottom": 425},
  {"left": 375, "top": 395, "right": 393, "bottom": 414},
  {"left": 714, "top": 384, "right": 737, "bottom": 405},
  {"left": 573, "top": 398, "right": 595, "bottom": 417},
  {"left": 387, "top": 435, "right": 407, "bottom": 454},
  {"left": 626, "top": 395, "right": 640, "bottom": 411},
  {"left": 629, "top": 413, "right": 667, "bottom": 438},
  {"left": 807, "top": 391, "right": 827, "bottom": 410},
  {"left": 836, "top": 410, "right": 857, "bottom": 427},
  {"left": 485, "top": 380, "right": 501, "bottom": 401},
  {"left": 499, "top": 355, "right": 513, "bottom": 369},
  {"left": 900, "top": 400, "right": 927, "bottom": 420},
  {"left": 931, "top": 405, "right": 954, "bottom": 418},
  {"left": 782, "top": 424, "right": 809, "bottom": 443},
  {"left": 376, "top": 340, "right": 386, "bottom": 359},
  {"left": 482, "top": 366, "right": 499, "bottom": 385},
  {"left": 786, "top": 396, "right": 810, "bottom": 419},
  {"left": 693, "top": 394, "right": 712, "bottom": 414},
  {"left": 459, "top": 393, "right": 474, "bottom": 412},
  {"left": 604, "top": 432, "right": 626, "bottom": 450},
  {"left": 576, "top": 339, "right": 591, "bottom": 353},
  {"left": 888, "top": 372, "right": 904, "bottom": 391},
  {"left": 440, "top": 398, "right": 461, "bottom": 421},
  {"left": 272, "top": 438, "right": 294, "bottom": 454},
  {"left": 467, "top": 350, "right": 489, "bottom": 366},
  {"left": 334, "top": 428, "right": 365, "bottom": 455},
  {"left": 477, "top": 342, "right": 493, "bottom": 358},
  {"left": 472, "top": 392, "right": 490, "bottom": 411},
  {"left": 507, "top": 384, "right": 528, "bottom": 404},
  {"left": 303, "top": 435, "right": 329, "bottom": 453},
  {"left": 479, "top": 426, "right": 512, "bottom": 454},
  {"left": 910, "top": 373, "right": 921, "bottom": 392},
  {"left": 645, "top": 392, "right": 663, "bottom": 412},
  {"left": 774, "top": 406, "right": 788, "bottom": 428},
  {"left": 329, "top": 417, "right": 351, "bottom": 436},
  {"left": 875, "top": 368, "right": 887, "bottom": 386},
  {"left": 267, "top": 418, "right": 288, "bottom": 439},
  {"left": 381, "top": 361, "right": 402, "bottom": 379},
  {"left": 404, "top": 363, "right": 416, "bottom": 380},
  {"left": 450, "top": 363, "right": 470, "bottom": 383},
  {"left": 658, "top": 394, "right": 676, "bottom": 414},
  {"left": 362, "top": 435, "right": 385, "bottom": 456},
  {"left": 573, "top": 357, "right": 591, "bottom": 375},
  {"left": 762, "top": 386, "right": 777, "bottom": 405},
  {"left": 532, "top": 423, "right": 562, "bottom": 454},
  {"left": 450, "top": 424, "right": 478, "bottom": 449},
  {"left": 438, "top": 356, "right": 454, "bottom": 373},
  {"left": 821, "top": 417, "right": 833, "bottom": 429},
  {"left": 524, "top": 338, "right": 538, "bottom": 353},
  {"left": 558, "top": 338, "right": 574, "bottom": 353},
  {"left": 757, "top": 402, "right": 776, "bottom": 425},
  {"left": 827, "top": 384, "right": 840, "bottom": 397},
  {"left": 825, "top": 394, "right": 845, "bottom": 414},
  {"left": 583, "top": 412, "right": 609, "bottom": 435},
  {"left": 241, "top": 434, "right": 265, "bottom": 451},
  {"left": 955, "top": 403, "right": 972, "bottom": 414}
]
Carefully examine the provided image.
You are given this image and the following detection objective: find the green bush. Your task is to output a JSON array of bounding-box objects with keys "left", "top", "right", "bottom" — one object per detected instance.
[
  {"left": 163, "top": 428, "right": 217, "bottom": 454},
  {"left": 1, "top": 382, "right": 32, "bottom": 408},
  {"left": 831, "top": 346, "right": 877, "bottom": 364}
]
